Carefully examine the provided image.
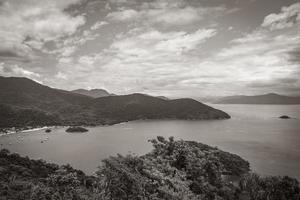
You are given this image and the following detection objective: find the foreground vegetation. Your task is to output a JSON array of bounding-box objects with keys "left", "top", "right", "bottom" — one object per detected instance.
[{"left": 0, "top": 137, "right": 299, "bottom": 200}]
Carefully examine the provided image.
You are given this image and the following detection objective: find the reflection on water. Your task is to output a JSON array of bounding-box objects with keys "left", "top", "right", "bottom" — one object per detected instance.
[{"left": 1, "top": 104, "right": 300, "bottom": 180}]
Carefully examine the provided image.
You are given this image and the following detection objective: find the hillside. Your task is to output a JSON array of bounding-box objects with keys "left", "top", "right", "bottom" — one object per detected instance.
[
  {"left": 0, "top": 76, "right": 230, "bottom": 128},
  {"left": 72, "top": 88, "right": 114, "bottom": 98},
  {"left": 89, "top": 93, "right": 230, "bottom": 125},
  {"left": 0, "top": 104, "right": 59, "bottom": 128},
  {"left": 0, "top": 76, "right": 92, "bottom": 110},
  {"left": 1, "top": 137, "right": 299, "bottom": 200},
  {"left": 0, "top": 77, "right": 92, "bottom": 127},
  {"left": 214, "top": 93, "right": 300, "bottom": 104}
]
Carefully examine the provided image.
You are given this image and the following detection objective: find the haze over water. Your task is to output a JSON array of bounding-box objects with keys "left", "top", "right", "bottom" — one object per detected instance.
[{"left": 1, "top": 104, "right": 300, "bottom": 180}]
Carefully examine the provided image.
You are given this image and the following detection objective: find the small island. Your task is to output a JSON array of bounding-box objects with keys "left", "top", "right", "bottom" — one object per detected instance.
[
  {"left": 65, "top": 126, "right": 89, "bottom": 133},
  {"left": 279, "top": 115, "right": 291, "bottom": 119},
  {"left": 45, "top": 129, "right": 52, "bottom": 133}
]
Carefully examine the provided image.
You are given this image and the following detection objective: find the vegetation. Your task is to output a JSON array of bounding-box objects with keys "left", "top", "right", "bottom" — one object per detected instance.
[
  {"left": 0, "top": 148, "right": 96, "bottom": 200},
  {"left": 66, "top": 126, "right": 89, "bottom": 133},
  {"left": 0, "top": 137, "right": 299, "bottom": 199},
  {"left": 0, "top": 104, "right": 60, "bottom": 128}
]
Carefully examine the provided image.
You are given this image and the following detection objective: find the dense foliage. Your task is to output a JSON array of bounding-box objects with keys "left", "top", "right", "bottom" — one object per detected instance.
[
  {"left": 0, "top": 149, "right": 96, "bottom": 200},
  {"left": 97, "top": 136, "right": 250, "bottom": 200},
  {"left": 0, "top": 137, "right": 299, "bottom": 200},
  {"left": 0, "top": 104, "right": 60, "bottom": 128}
]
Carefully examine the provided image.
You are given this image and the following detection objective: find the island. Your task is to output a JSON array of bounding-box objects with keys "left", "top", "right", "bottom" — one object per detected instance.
[
  {"left": 45, "top": 129, "right": 52, "bottom": 133},
  {"left": 279, "top": 115, "right": 291, "bottom": 119},
  {"left": 65, "top": 126, "right": 89, "bottom": 133},
  {"left": 0, "top": 136, "right": 299, "bottom": 200}
]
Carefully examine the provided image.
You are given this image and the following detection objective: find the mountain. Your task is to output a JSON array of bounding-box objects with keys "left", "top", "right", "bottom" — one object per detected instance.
[
  {"left": 0, "top": 76, "right": 92, "bottom": 127},
  {"left": 214, "top": 93, "right": 300, "bottom": 104},
  {"left": 0, "top": 76, "right": 230, "bottom": 128},
  {"left": 89, "top": 93, "right": 230, "bottom": 125},
  {"left": 72, "top": 90, "right": 169, "bottom": 100},
  {"left": 71, "top": 89, "right": 114, "bottom": 98}
]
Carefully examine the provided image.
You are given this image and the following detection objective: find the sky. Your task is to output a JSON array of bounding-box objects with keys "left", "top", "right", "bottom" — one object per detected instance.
[{"left": 0, "top": 0, "right": 300, "bottom": 98}]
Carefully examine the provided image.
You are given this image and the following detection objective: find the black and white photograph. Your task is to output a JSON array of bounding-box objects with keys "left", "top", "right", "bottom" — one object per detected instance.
[{"left": 0, "top": 0, "right": 300, "bottom": 199}]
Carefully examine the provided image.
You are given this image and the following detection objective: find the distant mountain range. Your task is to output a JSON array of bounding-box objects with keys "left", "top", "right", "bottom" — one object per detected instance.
[
  {"left": 71, "top": 89, "right": 170, "bottom": 101},
  {"left": 0, "top": 76, "right": 230, "bottom": 128},
  {"left": 214, "top": 93, "right": 300, "bottom": 104},
  {"left": 71, "top": 89, "right": 115, "bottom": 98}
]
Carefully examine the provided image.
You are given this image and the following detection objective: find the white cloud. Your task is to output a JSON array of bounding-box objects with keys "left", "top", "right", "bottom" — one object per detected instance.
[
  {"left": 48, "top": 28, "right": 99, "bottom": 59},
  {"left": 78, "top": 55, "right": 97, "bottom": 66},
  {"left": 11, "top": 65, "right": 40, "bottom": 77},
  {"left": 262, "top": 2, "right": 300, "bottom": 30},
  {"left": 0, "top": 63, "right": 41, "bottom": 81},
  {"left": 61, "top": 46, "right": 78, "bottom": 57},
  {"left": 49, "top": 20, "right": 300, "bottom": 96},
  {"left": 107, "top": 9, "right": 139, "bottom": 21},
  {"left": 209, "top": 23, "right": 300, "bottom": 95},
  {"left": 155, "top": 29, "right": 216, "bottom": 53},
  {"left": 58, "top": 57, "right": 73, "bottom": 64},
  {"left": 214, "top": 2, "right": 300, "bottom": 93},
  {"left": 0, "top": 0, "right": 85, "bottom": 61},
  {"left": 106, "top": 2, "right": 225, "bottom": 26},
  {"left": 55, "top": 71, "right": 68, "bottom": 80},
  {"left": 2, "top": 0, "right": 299, "bottom": 97},
  {"left": 148, "top": 6, "right": 224, "bottom": 25},
  {"left": 90, "top": 21, "right": 109, "bottom": 30},
  {"left": 111, "top": 28, "right": 217, "bottom": 56},
  {"left": 50, "top": 28, "right": 219, "bottom": 95}
]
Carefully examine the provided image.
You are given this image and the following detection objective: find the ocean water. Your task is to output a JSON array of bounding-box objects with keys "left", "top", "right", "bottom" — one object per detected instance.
[{"left": 1, "top": 104, "right": 300, "bottom": 180}]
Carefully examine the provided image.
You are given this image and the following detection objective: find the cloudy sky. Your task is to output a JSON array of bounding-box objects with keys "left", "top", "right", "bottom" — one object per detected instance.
[{"left": 0, "top": 0, "right": 300, "bottom": 98}]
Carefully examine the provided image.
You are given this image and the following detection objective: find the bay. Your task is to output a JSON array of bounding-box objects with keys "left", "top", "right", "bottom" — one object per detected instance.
[{"left": 1, "top": 104, "right": 300, "bottom": 180}]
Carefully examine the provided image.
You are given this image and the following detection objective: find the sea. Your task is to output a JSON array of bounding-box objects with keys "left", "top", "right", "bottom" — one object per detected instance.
[{"left": 1, "top": 104, "right": 300, "bottom": 180}]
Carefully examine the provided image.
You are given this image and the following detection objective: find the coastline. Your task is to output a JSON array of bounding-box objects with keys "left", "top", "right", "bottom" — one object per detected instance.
[
  {"left": 0, "top": 126, "right": 56, "bottom": 137},
  {"left": 0, "top": 116, "right": 231, "bottom": 136}
]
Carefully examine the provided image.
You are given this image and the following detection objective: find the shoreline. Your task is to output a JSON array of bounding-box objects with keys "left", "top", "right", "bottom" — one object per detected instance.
[
  {"left": 0, "top": 126, "right": 56, "bottom": 137},
  {"left": 0, "top": 117, "right": 230, "bottom": 136}
]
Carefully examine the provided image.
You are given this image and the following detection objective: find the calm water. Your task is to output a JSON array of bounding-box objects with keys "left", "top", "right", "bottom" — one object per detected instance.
[{"left": 1, "top": 104, "right": 300, "bottom": 180}]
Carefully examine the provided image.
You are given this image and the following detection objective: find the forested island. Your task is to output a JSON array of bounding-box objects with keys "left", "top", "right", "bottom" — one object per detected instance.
[{"left": 0, "top": 136, "right": 299, "bottom": 200}]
